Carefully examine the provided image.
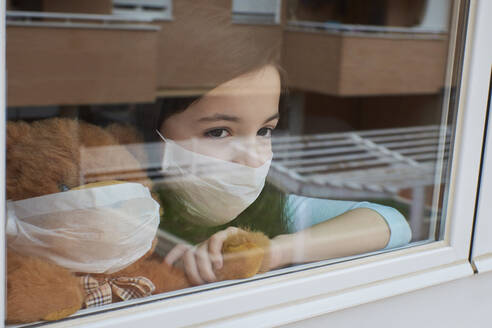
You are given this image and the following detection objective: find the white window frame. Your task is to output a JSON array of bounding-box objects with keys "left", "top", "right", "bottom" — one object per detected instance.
[
  {"left": 469, "top": 0, "right": 492, "bottom": 274},
  {"left": 1, "top": 0, "right": 6, "bottom": 324},
  {"left": 1, "top": 0, "right": 491, "bottom": 327}
]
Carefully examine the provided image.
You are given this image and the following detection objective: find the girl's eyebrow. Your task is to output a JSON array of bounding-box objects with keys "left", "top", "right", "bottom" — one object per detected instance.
[
  {"left": 197, "top": 112, "right": 279, "bottom": 123},
  {"left": 198, "top": 114, "right": 240, "bottom": 123},
  {"left": 264, "top": 113, "right": 280, "bottom": 124}
]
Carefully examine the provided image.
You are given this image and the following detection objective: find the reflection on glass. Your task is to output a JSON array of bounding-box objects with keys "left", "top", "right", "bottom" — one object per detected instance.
[{"left": 5, "top": 0, "right": 461, "bottom": 325}]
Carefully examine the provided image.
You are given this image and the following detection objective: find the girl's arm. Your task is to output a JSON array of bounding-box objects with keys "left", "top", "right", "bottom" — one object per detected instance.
[
  {"left": 268, "top": 208, "right": 392, "bottom": 269},
  {"left": 267, "top": 195, "right": 412, "bottom": 270},
  {"left": 165, "top": 196, "right": 412, "bottom": 281}
]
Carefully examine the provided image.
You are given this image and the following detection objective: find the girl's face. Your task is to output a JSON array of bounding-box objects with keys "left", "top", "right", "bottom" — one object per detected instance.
[{"left": 160, "top": 65, "right": 281, "bottom": 168}]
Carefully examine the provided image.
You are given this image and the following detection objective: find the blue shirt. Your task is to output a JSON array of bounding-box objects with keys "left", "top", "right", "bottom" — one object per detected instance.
[{"left": 284, "top": 195, "right": 412, "bottom": 249}]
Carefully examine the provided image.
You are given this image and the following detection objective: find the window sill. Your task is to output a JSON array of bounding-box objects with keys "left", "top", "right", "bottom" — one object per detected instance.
[{"left": 21, "top": 242, "right": 471, "bottom": 328}]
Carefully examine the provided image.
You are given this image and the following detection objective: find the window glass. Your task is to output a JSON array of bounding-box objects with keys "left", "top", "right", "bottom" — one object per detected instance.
[{"left": 5, "top": 0, "right": 466, "bottom": 325}]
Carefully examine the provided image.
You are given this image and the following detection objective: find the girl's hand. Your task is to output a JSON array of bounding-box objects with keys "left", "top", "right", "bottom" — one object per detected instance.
[{"left": 164, "top": 227, "right": 243, "bottom": 285}]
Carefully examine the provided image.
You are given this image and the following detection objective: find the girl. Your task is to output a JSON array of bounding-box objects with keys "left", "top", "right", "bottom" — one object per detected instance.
[
  {"left": 137, "top": 3, "right": 411, "bottom": 286},
  {"left": 140, "top": 64, "right": 411, "bottom": 286}
]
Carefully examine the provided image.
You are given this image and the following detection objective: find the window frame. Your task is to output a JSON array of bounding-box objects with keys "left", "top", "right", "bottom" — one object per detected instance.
[
  {"left": 2, "top": 0, "right": 491, "bottom": 327},
  {"left": 1, "top": 0, "right": 6, "bottom": 324},
  {"left": 469, "top": 0, "right": 492, "bottom": 273},
  {"left": 472, "top": 84, "right": 492, "bottom": 272}
]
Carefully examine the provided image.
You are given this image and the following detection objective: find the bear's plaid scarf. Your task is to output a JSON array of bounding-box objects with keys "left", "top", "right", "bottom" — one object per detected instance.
[{"left": 80, "top": 275, "right": 155, "bottom": 308}]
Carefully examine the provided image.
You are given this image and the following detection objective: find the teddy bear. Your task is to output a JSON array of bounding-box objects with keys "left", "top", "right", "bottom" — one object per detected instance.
[{"left": 6, "top": 118, "right": 270, "bottom": 324}]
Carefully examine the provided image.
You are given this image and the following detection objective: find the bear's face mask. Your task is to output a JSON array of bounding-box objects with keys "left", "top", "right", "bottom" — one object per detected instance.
[{"left": 6, "top": 182, "right": 160, "bottom": 274}]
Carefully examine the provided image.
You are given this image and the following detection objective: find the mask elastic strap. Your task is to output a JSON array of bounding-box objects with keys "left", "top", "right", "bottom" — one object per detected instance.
[
  {"left": 157, "top": 130, "right": 201, "bottom": 154},
  {"left": 156, "top": 129, "right": 168, "bottom": 142}
]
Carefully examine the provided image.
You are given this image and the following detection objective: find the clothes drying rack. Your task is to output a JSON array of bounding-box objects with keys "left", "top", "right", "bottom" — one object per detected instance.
[{"left": 267, "top": 125, "right": 451, "bottom": 240}]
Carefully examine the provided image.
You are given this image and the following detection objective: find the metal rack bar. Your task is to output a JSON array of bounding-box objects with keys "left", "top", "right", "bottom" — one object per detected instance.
[{"left": 269, "top": 125, "right": 449, "bottom": 201}]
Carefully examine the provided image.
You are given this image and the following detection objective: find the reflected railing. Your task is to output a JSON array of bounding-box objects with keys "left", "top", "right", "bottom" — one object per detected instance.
[
  {"left": 6, "top": 10, "right": 160, "bottom": 30},
  {"left": 288, "top": 0, "right": 451, "bottom": 35}
]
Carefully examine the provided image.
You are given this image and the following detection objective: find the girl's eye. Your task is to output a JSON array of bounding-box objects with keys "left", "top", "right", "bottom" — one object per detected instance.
[
  {"left": 204, "top": 128, "right": 231, "bottom": 138},
  {"left": 257, "top": 127, "right": 273, "bottom": 138}
]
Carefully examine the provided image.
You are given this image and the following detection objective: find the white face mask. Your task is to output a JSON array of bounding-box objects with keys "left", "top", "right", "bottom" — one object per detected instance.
[
  {"left": 157, "top": 131, "right": 271, "bottom": 226},
  {"left": 6, "top": 182, "right": 160, "bottom": 274}
]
